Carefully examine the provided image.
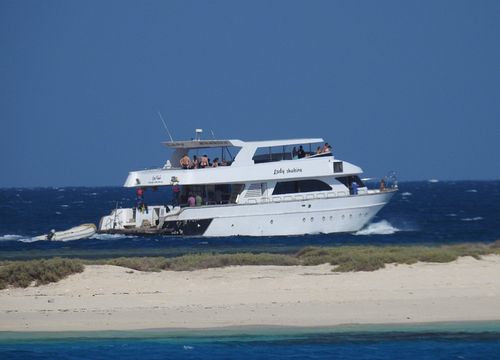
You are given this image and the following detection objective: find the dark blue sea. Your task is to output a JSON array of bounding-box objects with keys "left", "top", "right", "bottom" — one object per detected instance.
[{"left": 1, "top": 180, "right": 500, "bottom": 359}]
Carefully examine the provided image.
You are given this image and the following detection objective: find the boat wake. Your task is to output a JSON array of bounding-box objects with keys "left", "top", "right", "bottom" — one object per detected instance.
[
  {"left": 354, "top": 220, "right": 401, "bottom": 236},
  {"left": 0, "top": 234, "right": 26, "bottom": 242},
  {"left": 90, "top": 233, "right": 138, "bottom": 240},
  {"left": 1, "top": 232, "right": 136, "bottom": 242}
]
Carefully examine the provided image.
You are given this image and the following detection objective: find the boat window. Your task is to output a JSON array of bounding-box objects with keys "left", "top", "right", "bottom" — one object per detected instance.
[
  {"left": 244, "top": 183, "right": 267, "bottom": 198},
  {"left": 252, "top": 146, "right": 293, "bottom": 164},
  {"left": 272, "top": 180, "right": 332, "bottom": 195},
  {"left": 252, "top": 143, "right": 332, "bottom": 164},
  {"left": 177, "top": 184, "right": 244, "bottom": 206},
  {"left": 336, "top": 176, "right": 365, "bottom": 188}
]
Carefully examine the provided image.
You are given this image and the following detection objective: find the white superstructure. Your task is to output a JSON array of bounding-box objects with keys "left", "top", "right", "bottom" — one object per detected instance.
[{"left": 99, "top": 135, "right": 396, "bottom": 236}]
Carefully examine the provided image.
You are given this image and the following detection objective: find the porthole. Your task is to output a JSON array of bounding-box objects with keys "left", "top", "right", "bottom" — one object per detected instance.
[
  {"left": 270, "top": 220, "right": 274, "bottom": 224},
  {"left": 349, "top": 214, "right": 352, "bottom": 218},
  {"left": 302, "top": 218, "right": 306, "bottom": 222},
  {"left": 310, "top": 217, "right": 314, "bottom": 222},
  {"left": 329, "top": 216, "right": 333, "bottom": 221},
  {"left": 322, "top": 216, "right": 326, "bottom": 221}
]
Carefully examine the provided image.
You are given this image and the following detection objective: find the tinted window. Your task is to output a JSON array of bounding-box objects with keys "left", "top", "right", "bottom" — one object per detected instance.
[
  {"left": 336, "top": 176, "right": 365, "bottom": 188},
  {"left": 272, "top": 180, "right": 332, "bottom": 195}
]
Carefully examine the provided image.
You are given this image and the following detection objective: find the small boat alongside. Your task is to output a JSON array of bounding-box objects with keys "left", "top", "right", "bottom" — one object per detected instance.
[
  {"left": 99, "top": 132, "right": 397, "bottom": 237},
  {"left": 33, "top": 224, "right": 97, "bottom": 241}
]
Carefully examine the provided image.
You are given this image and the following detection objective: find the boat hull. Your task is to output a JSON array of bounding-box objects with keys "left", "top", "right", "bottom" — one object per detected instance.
[{"left": 99, "top": 191, "right": 395, "bottom": 237}]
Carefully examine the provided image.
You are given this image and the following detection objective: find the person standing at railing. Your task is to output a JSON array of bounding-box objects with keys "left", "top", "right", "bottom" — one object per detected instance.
[
  {"left": 200, "top": 155, "right": 209, "bottom": 168},
  {"left": 180, "top": 154, "right": 191, "bottom": 169}
]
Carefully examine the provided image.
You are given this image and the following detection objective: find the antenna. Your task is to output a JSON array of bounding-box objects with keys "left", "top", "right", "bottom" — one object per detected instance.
[
  {"left": 157, "top": 111, "right": 174, "bottom": 142},
  {"left": 210, "top": 129, "right": 216, "bottom": 140}
]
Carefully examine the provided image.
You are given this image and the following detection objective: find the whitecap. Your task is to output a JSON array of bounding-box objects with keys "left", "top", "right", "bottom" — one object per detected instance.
[
  {"left": 0, "top": 234, "right": 23, "bottom": 241},
  {"left": 461, "top": 217, "right": 483, "bottom": 222},
  {"left": 55, "top": 211, "right": 62, "bottom": 215},
  {"left": 354, "top": 220, "right": 399, "bottom": 236},
  {"left": 466, "top": 189, "right": 478, "bottom": 193},
  {"left": 89, "top": 233, "right": 138, "bottom": 240},
  {"left": 60, "top": 204, "right": 69, "bottom": 208},
  {"left": 428, "top": 179, "right": 439, "bottom": 183},
  {"left": 446, "top": 213, "right": 457, "bottom": 217},
  {"left": 401, "top": 192, "right": 412, "bottom": 196}
]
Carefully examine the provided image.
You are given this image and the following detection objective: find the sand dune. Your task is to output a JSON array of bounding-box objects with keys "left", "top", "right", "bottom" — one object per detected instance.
[{"left": 1, "top": 255, "right": 500, "bottom": 331}]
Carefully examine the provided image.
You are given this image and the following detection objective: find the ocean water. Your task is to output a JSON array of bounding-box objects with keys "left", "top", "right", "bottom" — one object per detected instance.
[
  {"left": 0, "top": 180, "right": 499, "bottom": 259},
  {"left": 1, "top": 324, "right": 500, "bottom": 360},
  {"left": 1, "top": 181, "right": 500, "bottom": 358}
]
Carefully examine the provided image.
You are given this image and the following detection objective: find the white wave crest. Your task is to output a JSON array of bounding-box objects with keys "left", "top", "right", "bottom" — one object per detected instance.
[
  {"left": 461, "top": 217, "right": 483, "bottom": 222},
  {"left": 401, "top": 192, "right": 412, "bottom": 196},
  {"left": 0, "top": 234, "right": 24, "bottom": 241},
  {"left": 354, "top": 220, "right": 400, "bottom": 236},
  {"left": 466, "top": 189, "right": 478, "bottom": 193},
  {"left": 89, "top": 233, "right": 138, "bottom": 240}
]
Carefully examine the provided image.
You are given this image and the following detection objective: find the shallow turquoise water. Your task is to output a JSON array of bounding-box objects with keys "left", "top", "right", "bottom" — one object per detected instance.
[{"left": 1, "top": 323, "right": 500, "bottom": 359}]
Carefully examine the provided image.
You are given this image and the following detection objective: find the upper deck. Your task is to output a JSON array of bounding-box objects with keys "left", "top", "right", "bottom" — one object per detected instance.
[{"left": 124, "top": 137, "right": 363, "bottom": 187}]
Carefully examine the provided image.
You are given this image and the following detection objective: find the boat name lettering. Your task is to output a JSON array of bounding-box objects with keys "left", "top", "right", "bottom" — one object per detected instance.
[
  {"left": 148, "top": 175, "right": 163, "bottom": 184},
  {"left": 273, "top": 168, "right": 303, "bottom": 175}
]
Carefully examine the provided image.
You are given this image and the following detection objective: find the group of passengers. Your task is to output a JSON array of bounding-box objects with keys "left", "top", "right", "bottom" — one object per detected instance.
[
  {"left": 292, "top": 143, "right": 331, "bottom": 159},
  {"left": 187, "top": 193, "right": 203, "bottom": 207},
  {"left": 180, "top": 154, "right": 228, "bottom": 169}
]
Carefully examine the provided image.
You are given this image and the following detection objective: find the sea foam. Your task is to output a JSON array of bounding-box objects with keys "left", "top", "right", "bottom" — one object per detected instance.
[
  {"left": 461, "top": 217, "right": 483, "bottom": 222},
  {"left": 90, "top": 233, "right": 138, "bottom": 240},
  {"left": 0, "top": 234, "right": 24, "bottom": 241},
  {"left": 354, "top": 220, "right": 400, "bottom": 236}
]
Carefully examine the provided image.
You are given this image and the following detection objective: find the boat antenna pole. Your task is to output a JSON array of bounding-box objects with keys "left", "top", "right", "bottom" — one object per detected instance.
[
  {"left": 157, "top": 111, "right": 174, "bottom": 142},
  {"left": 210, "top": 129, "right": 216, "bottom": 139}
]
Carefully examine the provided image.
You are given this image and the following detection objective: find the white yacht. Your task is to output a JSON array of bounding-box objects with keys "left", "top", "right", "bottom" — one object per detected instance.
[{"left": 99, "top": 134, "right": 397, "bottom": 236}]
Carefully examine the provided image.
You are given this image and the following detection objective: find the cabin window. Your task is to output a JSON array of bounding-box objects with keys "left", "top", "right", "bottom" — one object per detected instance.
[
  {"left": 336, "top": 176, "right": 365, "bottom": 188},
  {"left": 252, "top": 146, "right": 293, "bottom": 164},
  {"left": 333, "top": 161, "right": 343, "bottom": 173},
  {"left": 272, "top": 180, "right": 332, "bottom": 195},
  {"left": 244, "top": 183, "right": 267, "bottom": 198}
]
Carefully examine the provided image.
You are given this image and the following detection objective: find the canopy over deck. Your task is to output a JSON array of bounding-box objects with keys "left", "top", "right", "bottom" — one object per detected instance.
[{"left": 162, "top": 138, "right": 324, "bottom": 150}]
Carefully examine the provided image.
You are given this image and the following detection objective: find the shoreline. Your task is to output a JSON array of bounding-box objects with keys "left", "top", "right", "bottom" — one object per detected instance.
[
  {"left": 1, "top": 256, "right": 500, "bottom": 332},
  {"left": 2, "top": 321, "right": 500, "bottom": 341}
]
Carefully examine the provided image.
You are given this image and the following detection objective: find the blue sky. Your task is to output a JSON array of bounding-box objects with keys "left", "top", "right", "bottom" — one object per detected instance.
[{"left": 1, "top": 0, "right": 499, "bottom": 187}]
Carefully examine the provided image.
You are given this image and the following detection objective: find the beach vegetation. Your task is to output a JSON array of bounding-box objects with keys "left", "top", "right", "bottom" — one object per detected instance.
[
  {"left": 1, "top": 242, "right": 500, "bottom": 288},
  {"left": 0, "top": 258, "right": 83, "bottom": 289}
]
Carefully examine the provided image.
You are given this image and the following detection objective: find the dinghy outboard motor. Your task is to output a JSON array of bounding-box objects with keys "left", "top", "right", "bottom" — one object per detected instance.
[{"left": 47, "top": 229, "right": 56, "bottom": 241}]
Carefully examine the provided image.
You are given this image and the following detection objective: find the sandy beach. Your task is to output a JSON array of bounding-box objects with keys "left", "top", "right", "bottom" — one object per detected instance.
[{"left": 1, "top": 255, "right": 500, "bottom": 332}]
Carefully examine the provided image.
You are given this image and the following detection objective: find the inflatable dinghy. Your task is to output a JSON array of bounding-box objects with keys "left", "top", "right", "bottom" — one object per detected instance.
[{"left": 33, "top": 224, "right": 96, "bottom": 241}]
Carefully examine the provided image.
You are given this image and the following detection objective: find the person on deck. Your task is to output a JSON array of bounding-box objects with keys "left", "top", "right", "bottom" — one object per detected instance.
[
  {"left": 297, "top": 146, "right": 306, "bottom": 158},
  {"left": 191, "top": 155, "right": 199, "bottom": 169},
  {"left": 200, "top": 155, "right": 209, "bottom": 168},
  {"left": 350, "top": 181, "right": 359, "bottom": 195},
  {"left": 212, "top": 158, "right": 219, "bottom": 167},
  {"left": 180, "top": 155, "right": 191, "bottom": 169},
  {"left": 195, "top": 193, "right": 203, "bottom": 206},
  {"left": 187, "top": 194, "right": 196, "bottom": 207}
]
